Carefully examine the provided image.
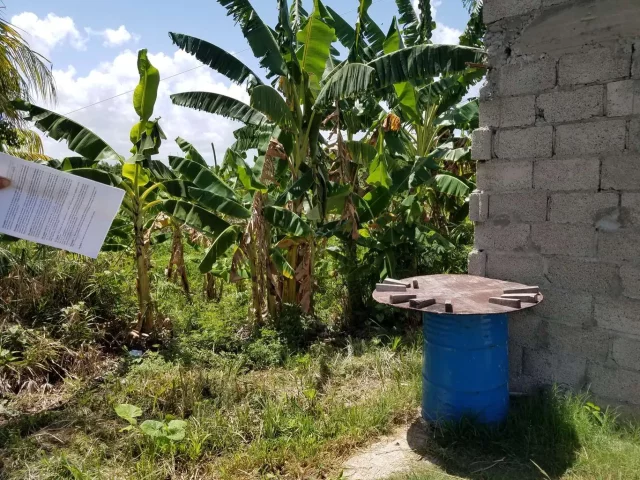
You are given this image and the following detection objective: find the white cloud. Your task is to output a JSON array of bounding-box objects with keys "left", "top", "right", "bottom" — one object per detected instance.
[
  {"left": 86, "top": 25, "right": 140, "bottom": 47},
  {"left": 432, "top": 24, "right": 462, "bottom": 44},
  {"left": 11, "top": 12, "right": 87, "bottom": 57},
  {"left": 37, "top": 48, "right": 247, "bottom": 164}
]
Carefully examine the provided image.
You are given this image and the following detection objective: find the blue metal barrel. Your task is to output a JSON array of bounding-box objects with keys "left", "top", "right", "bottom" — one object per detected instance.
[{"left": 422, "top": 312, "right": 509, "bottom": 424}]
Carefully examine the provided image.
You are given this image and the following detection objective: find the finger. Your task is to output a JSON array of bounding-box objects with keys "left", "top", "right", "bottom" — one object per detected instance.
[{"left": 0, "top": 177, "right": 11, "bottom": 188}]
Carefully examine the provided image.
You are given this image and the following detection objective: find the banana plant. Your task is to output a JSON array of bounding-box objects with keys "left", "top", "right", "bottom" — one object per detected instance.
[{"left": 15, "top": 50, "right": 233, "bottom": 337}]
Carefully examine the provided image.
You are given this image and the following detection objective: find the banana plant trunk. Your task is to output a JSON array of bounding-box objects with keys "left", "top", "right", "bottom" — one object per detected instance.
[
  {"left": 133, "top": 205, "right": 155, "bottom": 334},
  {"left": 167, "top": 223, "right": 190, "bottom": 299}
]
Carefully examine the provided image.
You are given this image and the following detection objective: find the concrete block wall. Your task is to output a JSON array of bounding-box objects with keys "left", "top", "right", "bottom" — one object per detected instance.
[{"left": 471, "top": 0, "right": 640, "bottom": 409}]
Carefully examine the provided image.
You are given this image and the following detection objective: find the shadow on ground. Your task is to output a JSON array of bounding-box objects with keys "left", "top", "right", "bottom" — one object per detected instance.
[{"left": 406, "top": 391, "right": 581, "bottom": 479}]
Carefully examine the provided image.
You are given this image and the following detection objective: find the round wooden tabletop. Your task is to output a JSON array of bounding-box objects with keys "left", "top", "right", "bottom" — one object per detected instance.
[{"left": 372, "top": 274, "right": 543, "bottom": 315}]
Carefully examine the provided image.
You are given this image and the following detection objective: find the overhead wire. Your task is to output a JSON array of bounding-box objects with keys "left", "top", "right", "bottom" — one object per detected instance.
[{"left": 61, "top": 0, "right": 395, "bottom": 116}]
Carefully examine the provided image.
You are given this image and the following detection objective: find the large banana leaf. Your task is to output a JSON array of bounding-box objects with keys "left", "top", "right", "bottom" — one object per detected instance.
[
  {"left": 350, "top": 0, "right": 372, "bottom": 61},
  {"left": 436, "top": 99, "right": 479, "bottom": 130},
  {"left": 366, "top": 153, "right": 392, "bottom": 189},
  {"left": 189, "top": 187, "right": 251, "bottom": 218},
  {"left": 159, "top": 180, "right": 251, "bottom": 218},
  {"left": 289, "top": 0, "right": 308, "bottom": 30},
  {"left": 133, "top": 50, "right": 160, "bottom": 123},
  {"left": 169, "top": 156, "right": 237, "bottom": 199},
  {"left": 170, "top": 92, "right": 266, "bottom": 125},
  {"left": 169, "top": 33, "right": 263, "bottom": 86},
  {"left": 218, "top": 0, "right": 287, "bottom": 78},
  {"left": 346, "top": 140, "right": 377, "bottom": 165},
  {"left": 369, "top": 44, "right": 484, "bottom": 89},
  {"left": 162, "top": 200, "right": 230, "bottom": 238},
  {"left": 357, "top": 186, "right": 391, "bottom": 223},
  {"left": 264, "top": 206, "right": 311, "bottom": 237},
  {"left": 416, "top": 0, "right": 433, "bottom": 43},
  {"left": 362, "top": 11, "right": 385, "bottom": 56},
  {"left": 314, "top": 63, "right": 375, "bottom": 106},
  {"left": 230, "top": 123, "right": 277, "bottom": 153},
  {"left": 297, "top": 0, "right": 336, "bottom": 89},
  {"left": 276, "top": 0, "right": 297, "bottom": 57},
  {"left": 431, "top": 174, "right": 470, "bottom": 197},
  {"left": 13, "top": 101, "right": 121, "bottom": 162},
  {"left": 199, "top": 226, "right": 240, "bottom": 273},
  {"left": 250, "top": 85, "right": 296, "bottom": 131},
  {"left": 270, "top": 248, "right": 295, "bottom": 279},
  {"left": 176, "top": 136, "right": 208, "bottom": 166},
  {"left": 274, "top": 168, "right": 314, "bottom": 206},
  {"left": 419, "top": 69, "right": 484, "bottom": 114},
  {"left": 225, "top": 149, "right": 267, "bottom": 192},
  {"left": 324, "top": 6, "right": 356, "bottom": 50},
  {"left": 383, "top": 19, "right": 419, "bottom": 122},
  {"left": 394, "top": 0, "right": 419, "bottom": 46},
  {"left": 69, "top": 168, "right": 122, "bottom": 187}
]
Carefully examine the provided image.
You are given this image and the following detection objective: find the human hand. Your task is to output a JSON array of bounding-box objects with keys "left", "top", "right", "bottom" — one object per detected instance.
[{"left": 0, "top": 177, "right": 10, "bottom": 189}]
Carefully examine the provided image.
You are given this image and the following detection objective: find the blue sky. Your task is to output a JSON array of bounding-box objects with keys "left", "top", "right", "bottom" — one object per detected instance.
[{"left": 8, "top": 0, "right": 473, "bottom": 161}]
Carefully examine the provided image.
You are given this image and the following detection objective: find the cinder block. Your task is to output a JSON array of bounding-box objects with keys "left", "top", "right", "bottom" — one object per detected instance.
[
  {"left": 633, "top": 42, "right": 640, "bottom": 79},
  {"left": 612, "top": 337, "right": 640, "bottom": 372},
  {"left": 475, "top": 223, "right": 531, "bottom": 251},
  {"left": 523, "top": 349, "right": 586, "bottom": 386},
  {"left": 477, "top": 160, "right": 533, "bottom": 192},
  {"left": 468, "top": 250, "right": 487, "bottom": 277},
  {"left": 531, "top": 223, "right": 596, "bottom": 256},
  {"left": 480, "top": 99, "right": 501, "bottom": 128},
  {"left": 499, "top": 58, "right": 557, "bottom": 96},
  {"left": 602, "top": 155, "right": 640, "bottom": 190},
  {"left": 546, "top": 257, "right": 621, "bottom": 295},
  {"left": 486, "top": 253, "right": 545, "bottom": 285},
  {"left": 469, "top": 191, "right": 488, "bottom": 222},
  {"left": 501, "top": 95, "right": 536, "bottom": 128},
  {"left": 594, "top": 296, "right": 640, "bottom": 336},
  {"left": 541, "top": 322, "right": 611, "bottom": 362},
  {"left": 471, "top": 128, "right": 493, "bottom": 160},
  {"left": 588, "top": 363, "right": 640, "bottom": 403},
  {"left": 484, "top": 0, "right": 541, "bottom": 24},
  {"left": 621, "top": 193, "right": 640, "bottom": 227},
  {"left": 559, "top": 46, "right": 631, "bottom": 86},
  {"left": 489, "top": 191, "right": 547, "bottom": 223},
  {"left": 509, "top": 312, "right": 544, "bottom": 349},
  {"left": 496, "top": 126, "right": 553, "bottom": 159},
  {"left": 549, "top": 192, "right": 619, "bottom": 225},
  {"left": 535, "top": 288, "right": 594, "bottom": 327},
  {"left": 598, "top": 232, "right": 640, "bottom": 263},
  {"left": 630, "top": 118, "right": 640, "bottom": 153},
  {"left": 537, "top": 85, "right": 604, "bottom": 124},
  {"left": 620, "top": 265, "right": 640, "bottom": 300},
  {"left": 607, "top": 80, "right": 640, "bottom": 117},
  {"left": 534, "top": 158, "right": 599, "bottom": 191},
  {"left": 555, "top": 119, "right": 626, "bottom": 156}
]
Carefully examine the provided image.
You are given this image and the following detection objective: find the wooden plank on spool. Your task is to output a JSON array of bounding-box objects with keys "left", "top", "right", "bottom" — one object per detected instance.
[
  {"left": 390, "top": 294, "right": 417, "bottom": 304},
  {"left": 489, "top": 297, "right": 521, "bottom": 308},
  {"left": 384, "top": 278, "right": 411, "bottom": 288},
  {"left": 503, "top": 286, "right": 540, "bottom": 294},
  {"left": 376, "top": 283, "right": 407, "bottom": 293},
  {"left": 409, "top": 298, "right": 436, "bottom": 308},
  {"left": 501, "top": 293, "right": 539, "bottom": 303}
]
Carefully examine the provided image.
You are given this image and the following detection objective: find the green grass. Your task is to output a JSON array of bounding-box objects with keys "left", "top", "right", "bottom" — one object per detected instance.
[
  {"left": 386, "top": 388, "right": 640, "bottom": 480},
  {"left": 0, "top": 340, "right": 423, "bottom": 479}
]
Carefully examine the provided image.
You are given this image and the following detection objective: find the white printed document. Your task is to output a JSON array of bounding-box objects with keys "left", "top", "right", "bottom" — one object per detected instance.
[{"left": 0, "top": 153, "right": 124, "bottom": 258}]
